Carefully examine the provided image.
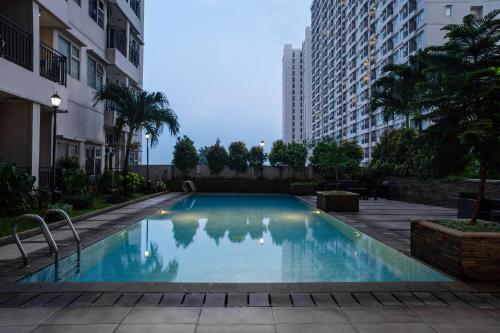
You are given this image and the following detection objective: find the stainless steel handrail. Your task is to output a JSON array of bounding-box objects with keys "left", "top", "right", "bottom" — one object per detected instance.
[
  {"left": 12, "top": 214, "right": 59, "bottom": 281},
  {"left": 43, "top": 209, "right": 81, "bottom": 263},
  {"left": 182, "top": 180, "right": 196, "bottom": 193}
]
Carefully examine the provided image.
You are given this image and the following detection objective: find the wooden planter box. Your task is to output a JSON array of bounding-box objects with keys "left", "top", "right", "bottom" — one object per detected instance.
[
  {"left": 411, "top": 220, "right": 500, "bottom": 281},
  {"left": 316, "top": 191, "right": 359, "bottom": 212},
  {"left": 290, "top": 183, "right": 317, "bottom": 195}
]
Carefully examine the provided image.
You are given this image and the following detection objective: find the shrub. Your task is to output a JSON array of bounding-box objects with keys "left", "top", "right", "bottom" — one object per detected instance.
[
  {"left": 173, "top": 135, "right": 199, "bottom": 174},
  {"left": 0, "top": 163, "right": 36, "bottom": 215},
  {"left": 249, "top": 146, "right": 266, "bottom": 168},
  {"left": 228, "top": 141, "right": 249, "bottom": 173},
  {"left": 99, "top": 169, "right": 114, "bottom": 193},
  {"left": 61, "top": 168, "right": 88, "bottom": 196},
  {"left": 48, "top": 202, "right": 73, "bottom": 213},
  {"left": 154, "top": 180, "right": 167, "bottom": 192},
  {"left": 58, "top": 156, "right": 80, "bottom": 171},
  {"left": 268, "top": 140, "right": 288, "bottom": 167},
  {"left": 285, "top": 142, "right": 308, "bottom": 169},
  {"left": 64, "top": 194, "right": 93, "bottom": 210},
  {"left": 207, "top": 139, "right": 228, "bottom": 174},
  {"left": 118, "top": 172, "right": 144, "bottom": 193}
]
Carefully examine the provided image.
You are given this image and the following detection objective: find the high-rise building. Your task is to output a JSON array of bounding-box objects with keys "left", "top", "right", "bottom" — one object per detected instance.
[
  {"left": 282, "top": 27, "right": 312, "bottom": 144},
  {"left": 310, "top": 0, "right": 499, "bottom": 163},
  {"left": 0, "top": 0, "right": 145, "bottom": 187}
]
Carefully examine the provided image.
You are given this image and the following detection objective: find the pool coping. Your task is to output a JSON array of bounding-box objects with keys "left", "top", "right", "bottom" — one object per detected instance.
[{"left": 1, "top": 192, "right": 497, "bottom": 295}]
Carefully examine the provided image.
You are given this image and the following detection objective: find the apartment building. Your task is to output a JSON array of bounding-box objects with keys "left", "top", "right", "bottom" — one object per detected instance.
[
  {"left": 282, "top": 27, "right": 313, "bottom": 144},
  {"left": 310, "top": 0, "right": 499, "bottom": 163},
  {"left": 0, "top": 0, "right": 144, "bottom": 187}
]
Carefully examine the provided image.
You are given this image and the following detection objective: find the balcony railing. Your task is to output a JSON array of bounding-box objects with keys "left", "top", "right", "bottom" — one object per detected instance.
[
  {"left": 129, "top": 41, "right": 139, "bottom": 67},
  {"left": 107, "top": 27, "right": 127, "bottom": 57},
  {"left": 130, "top": 0, "right": 141, "bottom": 19},
  {"left": 40, "top": 42, "right": 67, "bottom": 85},
  {"left": 0, "top": 14, "right": 32, "bottom": 70}
]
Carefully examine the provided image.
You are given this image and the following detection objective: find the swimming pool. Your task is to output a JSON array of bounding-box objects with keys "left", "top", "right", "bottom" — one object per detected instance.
[{"left": 21, "top": 194, "right": 450, "bottom": 283}]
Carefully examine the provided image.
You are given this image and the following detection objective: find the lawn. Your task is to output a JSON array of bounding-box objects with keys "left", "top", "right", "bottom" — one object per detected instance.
[{"left": 0, "top": 193, "right": 149, "bottom": 239}]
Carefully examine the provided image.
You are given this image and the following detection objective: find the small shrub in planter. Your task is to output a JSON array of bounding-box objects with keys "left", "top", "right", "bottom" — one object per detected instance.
[
  {"left": 316, "top": 190, "right": 360, "bottom": 212},
  {"left": 118, "top": 172, "right": 145, "bottom": 193},
  {"left": 290, "top": 182, "right": 317, "bottom": 195},
  {"left": 154, "top": 180, "right": 167, "bottom": 192},
  {"left": 64, "top": 194, "right": 93, "bottom": 210}
]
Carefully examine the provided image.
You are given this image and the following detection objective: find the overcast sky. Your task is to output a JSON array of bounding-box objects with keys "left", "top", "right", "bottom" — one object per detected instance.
[{"left": 142, "top": 0, "right": 311, "bottom": 164}]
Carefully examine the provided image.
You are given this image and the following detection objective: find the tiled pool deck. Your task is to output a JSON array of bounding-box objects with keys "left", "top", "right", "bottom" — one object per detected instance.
[{"left": 0, "top": 193, "right": 499, "bottom": 332}]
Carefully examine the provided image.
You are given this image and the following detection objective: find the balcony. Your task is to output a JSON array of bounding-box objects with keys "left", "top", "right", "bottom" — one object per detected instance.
[
  {"left": 130, "top": 0, "right": 141, "bottom": 19},
  {"left": 40, "top": 42, "right": 67, "bottom": 85},
  {"left": 129, "top": 41, "right": 140, "bottom": 68},
  {"left": 0, "top": 14, "right": 32, "bottom": 71},
  {"left": 107, "top": 27, "right": 127, "bottom": 57}
]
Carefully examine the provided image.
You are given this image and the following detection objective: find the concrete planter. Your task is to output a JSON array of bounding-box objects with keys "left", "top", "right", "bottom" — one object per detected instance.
[
  {"left": 411, "top": 220, "right": 500, "bottom": 281},
  {"left": 316, "top": 191, "right": 359, "bottom": 212},
  {"left": 290, "top": 183, "right": 317, "bottom": 195}
]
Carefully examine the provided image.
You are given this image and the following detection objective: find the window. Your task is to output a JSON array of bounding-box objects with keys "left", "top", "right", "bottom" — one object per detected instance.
[
  {"left": 58, "top": 36, "right": 80, "bottom": 79},
  {"left": 470, "top": 6, "right": 483, "bottom": 18},
  {"left": 445, "top": 5, "right": 452, "bottom": 17},
  {"left": 87, "top": 57, "right": 104, "bottom": 90},
  {"left": 89, "top": 0, "right": 105, "bottom": 28},
  {"left": 73, "top": 0, "right": 81, "bottom": 5}
]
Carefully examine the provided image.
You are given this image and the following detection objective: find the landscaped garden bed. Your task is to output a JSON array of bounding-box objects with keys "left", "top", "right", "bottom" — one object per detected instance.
[
  {"left": 411, "top": 219, "right": 500, "bottom": 281},
  {"left": 316, "top": 190, "right": 360, "bottom": 212}
]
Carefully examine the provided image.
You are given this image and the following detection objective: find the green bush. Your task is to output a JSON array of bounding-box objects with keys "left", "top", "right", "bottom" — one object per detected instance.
[
  {"left": 228, "top": 141, "right": 249, "bottom": 173},
  {"left": 154, "top": 180, "right": 167, "bottom": 192},
  {"left": 0, "top": 163, "right": 36, "bottom": 215},
  {"left": 249, "top": 146, "right": 266, "bottom": 168},
  {"left": 173, "top": 135, "right": 199, "bottom": 174},
  {"left": 118, "top": 172, "right": 145, "bottom": 193},
  {"left": 99, "top": 169, "right": 114, "bottom": 193},
  {"left": 61, "top": 168, "right": 88, "bottom": 196},
  {"left": 207, "top": 139, "right": 228, "bottom": 174},
  {"left": 64, "top": 194, "right": 93, "bottom": 210},
  {"left": 58, "top": 156, "right": 80, "bottom": 171}
]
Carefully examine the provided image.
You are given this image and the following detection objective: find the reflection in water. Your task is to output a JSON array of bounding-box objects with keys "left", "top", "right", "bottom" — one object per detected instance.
[{"left": 22, "top": 194, "right": 451, "bottom": 283}]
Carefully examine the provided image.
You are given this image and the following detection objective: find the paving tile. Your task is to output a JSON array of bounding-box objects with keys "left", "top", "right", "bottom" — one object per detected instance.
[
  {"left": 43, "top": 307, "right": 131, "bottom": 324},
  {"left": 32, "top": 324, "right": 118, "bottom": 333},
  {"left": 482, "top": 309, "right": 500, "bottom": 322},
  {"left": 342, "top": 306, "right": 422, "bottom": 324},
  {"left": 277, "top": 323, "right": 356, "bottom": 333},
  {"left": 249, "top": 293, "right": 270, "bottom": 307},
  {"left": 227, "top": 293, "right": 247, "bottom": 307},
  {"left": 432, "top": 292, "right": 467, "bottom": 307},
  {"left": 116, "top": 324, "right": 195, "bottom": 333},
  {"left": 44, "top": 293, "right": 80, "bottom": 307},
  {"left": 474, "top": 293, "right": 500, "bottom": 307},
  {"left": 0, "top": 327, "right": 35, "bottom": 333},
  {"left": 204, "top": 293, "right": 226, "bottom": 307},
  {"left": 92, "top": 293, "right": 122, "bottom": 306},
  {"left": 431, "top": 323, "right": 500, "bottom": 333},
  {"left": 352, "top": 292, "right": 380, "bottom": 306},
  {"left": 182, "top": 293, "right": 205, "bottom": 307},
  {"left": 354, "top": 323, "right": 435, "bottom": 333},
  {"left": 199, "top": 307, "right": 274, "bottom": 325},
  {"left": 271, "top": 293, "right": 292, "bottom": 307},
  {"left": 332, "top": 292, "right": 359, "bottom": 306},
  {"left": 0, "top": 293, "right": 37, "bottom": 307},
  {"left": 411, "top": 305, "right": 497, "bottom": 324},
  {"left": 453, "top": 291, "right": 494, "bottom": 309},
  {"left": 68, "top": 293, "right": 102, "bottom": 307},
  {"left": 159, "top": 293, "right": 184, "bottom": 306},
  {"left": 413, "top": 292, "right": 446, "bottom": 306},
  {"left": 135, "top": 293, "right": 163, "bottom": 307},
  {"left": 115, "top": 293, "right": 141, "bottom": 307},
  {"left": 394, "top": 292, "right": 425, "bottom": 306},
  {"left": 273, "top": 307, "right": 348, "bottom": 324},
  {"left": 311, "top": 293, "right": 336, "bottom": 307},
  {"left": 0, "top": 308, "right": 59, "bottom": 326},
  {"left": 290, "top": 293, "right": 314, "bottom": 307},
  {"left": 123, "top": 307, "right": 200, "bottom": 324},
  {"left": 373, "top": 292, "right": 401, "bottom": 306},
  {"left": 197, "top": 325, "right": 276, "bottom": 333},
  {"left": 0, "top": 294, "right": 14, "bottom": 305}
]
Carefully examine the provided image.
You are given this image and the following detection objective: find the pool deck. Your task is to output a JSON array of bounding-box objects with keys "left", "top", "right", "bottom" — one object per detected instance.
[{"left": 0, "top": 193, "right": 499, "bottom": 332}]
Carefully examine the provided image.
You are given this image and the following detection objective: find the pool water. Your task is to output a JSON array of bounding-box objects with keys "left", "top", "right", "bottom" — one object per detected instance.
[{"left": 21, "top": 194, "right": 450, "bottom": 283}]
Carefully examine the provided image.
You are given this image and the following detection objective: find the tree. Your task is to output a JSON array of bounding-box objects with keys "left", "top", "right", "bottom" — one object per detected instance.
[
  {"left": 227, "top": 141, "right": 249, "bottom": 173},
  {"left": 94, "top": 83, "right": 179, "bottom": 191},
  {"left": 285, "top": 142, "right": 308, "bottom": 169},
  {"left": 172, "top": 135, "right": 198, "bottom": 175},
  {"left": 268, "top": 140, "right": 288, "bottom": 167},
  {"left": 207, "top": 139, "right": 228, "bottom": 174},
  {"left": 198, "top": 146, "right": 209, "bottom": 165},
  {"left": 371, "top": 56, "right": 425, "bottom": 128},
  {"left": 417, "top": 10, "right": 500, "bottom": 224},
  {"left": 309, "top": 139, "right": 362, "bottom": 181},
  {"left": 249, "top": 146, "right": 266, "bottom": 168}
]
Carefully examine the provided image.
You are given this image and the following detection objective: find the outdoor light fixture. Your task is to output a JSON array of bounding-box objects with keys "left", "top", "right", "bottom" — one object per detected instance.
[
  {"left": 51, "top": 93, "right": 61, "bottom": 108},
  {"left": 50, "top": 92, "right": 66, "bottom": 204},
  {"left": 145, "top": 132, "right": 151, "bottom": 187},
  {"left": 259, "top": 140, "right": 265, "bottom": 148},
  {"left": 368, "top": 38, "right": 377, "bottom": 46},
  {"left": 259, "top": 238, "right": 264, "bottom": 245},
  {"left": 144, "top": 250, "right": 150, "bottom": 257}
]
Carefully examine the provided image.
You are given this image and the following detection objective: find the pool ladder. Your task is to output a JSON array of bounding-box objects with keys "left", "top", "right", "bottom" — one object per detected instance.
[
  {"left": 13, "top": 209, "right": 81, "bottom": 281},
  {"left": 182, "top": 180, "right": 196, "bottom": 193}
]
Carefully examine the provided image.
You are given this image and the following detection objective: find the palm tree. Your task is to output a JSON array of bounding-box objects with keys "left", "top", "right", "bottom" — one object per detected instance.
[
  {"left": 370, "top": 56, "right": 425, "bottom": 129},
  {"left": 417, "top": 10, "right": 500, "bottom": 224},
  {"left": 94, "top": 83, "right": 179, "bottom": 186}
]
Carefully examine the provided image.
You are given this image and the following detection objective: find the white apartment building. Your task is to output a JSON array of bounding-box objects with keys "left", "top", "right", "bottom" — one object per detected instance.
[
  {"left": 282, "top": 27, "right": 313, "bottom": 144},
  {"left": 310, "top": 0, "right": 500, "bottom": 163},
  {"left": 0, "top": 0, "right": 144, "bottom": 187}
]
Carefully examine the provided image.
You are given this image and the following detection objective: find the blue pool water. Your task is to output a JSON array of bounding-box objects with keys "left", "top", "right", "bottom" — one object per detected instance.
[{"left": 21, "top": 194, "right": 450, "bottom": 283}]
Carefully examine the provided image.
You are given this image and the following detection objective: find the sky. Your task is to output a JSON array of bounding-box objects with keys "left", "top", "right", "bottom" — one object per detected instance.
[{"left": 142, "top": 0, "right": 311, "bottom": 164}]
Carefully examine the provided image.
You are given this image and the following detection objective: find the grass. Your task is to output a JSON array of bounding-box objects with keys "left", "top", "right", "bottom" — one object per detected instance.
[
  {"left": 0, "top": 192, "right": 150, "bottom": 238},
  {"left": 431, "top": 219, "right": 500, "bottom": 232}
]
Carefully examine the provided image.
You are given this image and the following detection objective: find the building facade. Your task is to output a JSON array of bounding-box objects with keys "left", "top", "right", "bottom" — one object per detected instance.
[
  {"left": 0, "top": 0, "right": 144, "bottom": 187},
  {"left": 282, "top": 27, "right": 313, "bottom": 144},
  {"left": 310, "top": 0, "right": 499, "bottom": 163}
]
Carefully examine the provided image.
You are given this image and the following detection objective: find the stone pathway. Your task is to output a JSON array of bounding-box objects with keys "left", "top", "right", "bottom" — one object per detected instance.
[{"left": 297, "top": 197, "right": 457, "bottom": 254}]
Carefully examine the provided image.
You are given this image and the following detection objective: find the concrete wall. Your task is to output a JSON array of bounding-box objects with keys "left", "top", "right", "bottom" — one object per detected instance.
[
  {"left": 0, "top": 101, "right": 32, "bottom": 168},
  {"left": 387, "top": 177, "right": 500, "bottom": 208},
  {"left": 130, "top": 165, "right": 316, "bottom": 181}
]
